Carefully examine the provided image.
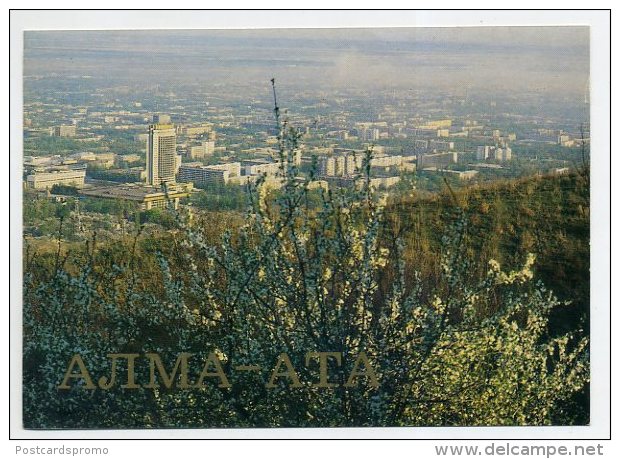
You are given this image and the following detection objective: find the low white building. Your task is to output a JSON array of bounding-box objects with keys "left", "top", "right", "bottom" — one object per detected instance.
[
  {"left": 177, "top": 162, "right": 241, "bottom": 187},
  {"left": 27, "top": 169, "right": 86, "bottom": 190}
]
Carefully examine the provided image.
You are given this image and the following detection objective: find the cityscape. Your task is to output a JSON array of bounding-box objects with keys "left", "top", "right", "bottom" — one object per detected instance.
[
  {"left": 23, "top": 29, "right": 589, "bottom": 240},
  {"left": 21, "top": 28, "right": 592, "bottom": 429}
]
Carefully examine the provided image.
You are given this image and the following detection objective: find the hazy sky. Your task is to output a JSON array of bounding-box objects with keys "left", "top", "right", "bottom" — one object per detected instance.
[{"left": 24, "top": 28, "right": 589, "bottom": 96}]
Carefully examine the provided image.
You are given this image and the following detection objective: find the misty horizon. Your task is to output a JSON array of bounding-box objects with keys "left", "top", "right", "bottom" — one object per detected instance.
[{"left": 24, "top": 27, "right": 589, "bottom": 101}]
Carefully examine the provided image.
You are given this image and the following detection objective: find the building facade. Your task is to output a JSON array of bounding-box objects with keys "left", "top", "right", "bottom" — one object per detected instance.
[
  {"left": 147, "top": 121, "right": 177, "bottom": 186},
  {"left": 79, "top": 183, "right": 189, "bottom": 211},
  {"left": 178, "top": 162, "right": 241, "bottom": 188},
  {"left": 52, "top": 125, "right": 77, "bottom": 137},
  {"left": 27, "top": 169, "right": 86, "bottom": 190}
]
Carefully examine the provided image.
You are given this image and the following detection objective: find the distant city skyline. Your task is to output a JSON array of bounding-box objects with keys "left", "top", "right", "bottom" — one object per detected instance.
[{"left": 21, "top": 26, "right": 591, "bottom": 199}]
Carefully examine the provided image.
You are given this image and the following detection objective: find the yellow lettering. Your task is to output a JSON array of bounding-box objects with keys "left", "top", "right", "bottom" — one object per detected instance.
[
  {"left": 58, "top": 354, "right": 96, "bottom": 390},
  {"left": 143, "top": 353, "right": 191, "bottom": 389},
  {"left": 266, "top": 353, "right": 302, "bottom": 388},
  {"left": 305, "top": 352, "right": 342, "bottom": 388},
  {"left": 98, "top": 353, "right": 140, "bottom": 389},
  {"left": 344, "top": 352, "right": 379, "bottom": 388},
  {"left": 194, "top": 353, "right": 231, "bottom": 388}
]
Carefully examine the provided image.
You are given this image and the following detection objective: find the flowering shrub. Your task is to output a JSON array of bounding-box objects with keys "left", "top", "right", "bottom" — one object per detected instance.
[
  {"left": 22, "top": 92, "right": 589, "bottom": 428},
  {"left": 23, "top": 176, "right": 589, "bottom": 428}
]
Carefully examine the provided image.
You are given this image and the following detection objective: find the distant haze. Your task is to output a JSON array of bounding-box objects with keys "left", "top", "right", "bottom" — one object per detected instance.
[{"left": 24, "top": 27, "right": 589, "bottom": 97}]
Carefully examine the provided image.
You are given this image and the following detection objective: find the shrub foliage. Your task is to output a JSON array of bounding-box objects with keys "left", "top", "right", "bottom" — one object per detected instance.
[{"left": 23, "top": 95, "right": 589, "bottom": 429}]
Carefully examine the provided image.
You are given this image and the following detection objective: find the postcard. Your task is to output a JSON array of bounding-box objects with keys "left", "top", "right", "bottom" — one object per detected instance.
[{"left": 10, "top": 10, "right": 611, "bottom": 440}]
